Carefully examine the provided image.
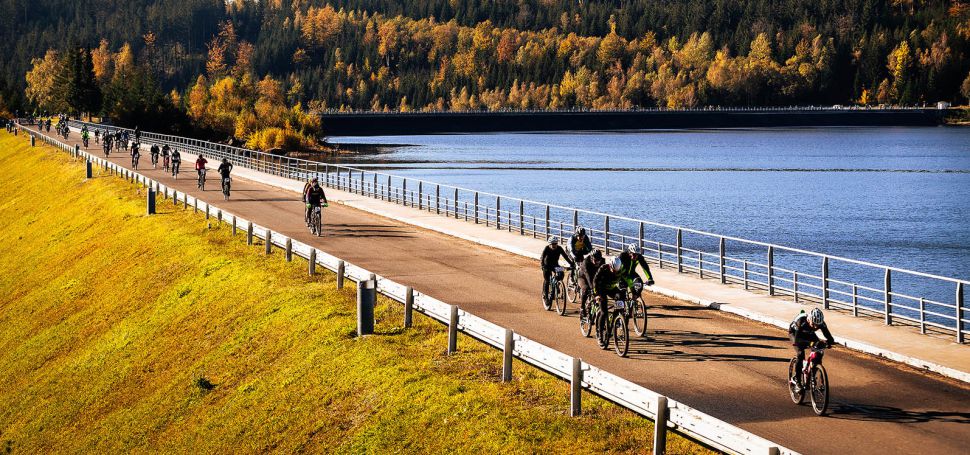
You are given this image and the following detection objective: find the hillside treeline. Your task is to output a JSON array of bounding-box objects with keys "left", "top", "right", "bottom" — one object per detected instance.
[{"left": 3, "top": 0, "right": 970, "bottom": 144}]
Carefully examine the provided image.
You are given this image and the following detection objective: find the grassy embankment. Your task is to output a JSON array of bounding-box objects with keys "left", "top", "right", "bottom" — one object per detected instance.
[{"left": 0, "top": 132, "right": 709, "bottom": 453}]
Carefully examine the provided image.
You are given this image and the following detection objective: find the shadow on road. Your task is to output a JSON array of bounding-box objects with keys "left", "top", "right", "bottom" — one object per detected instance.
[
  {"left": 829, "top": 403, "right": 970, "bottom": 424},
  {"left": 624, "top": 329, "right": 788, "bottom": 362}
]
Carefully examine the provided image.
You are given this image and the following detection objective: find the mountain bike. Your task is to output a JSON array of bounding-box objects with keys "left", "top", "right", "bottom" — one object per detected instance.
[
  {"left": 222, "top": 176, "right": 231, "bottom": 200},
  {"left": 151, "top": 152, "right": 159, "bottom": 168},
  {"left": 172, "top": 161, "right": 180, "bottom": 179},
  {"left": 623, "top": 277, "right": 649, "bottom": 337},
  {"left": 162, "top": 155, "right": 170, "bottom": 172},
  {"left": 308, "top": 203, "right": 326, "bottom": 236},
  {"left": 197, "top": 168, "right": 206, "bottom": 190},
  {"left": 131, "top": 153, "right": 139, "bottom": 170},
  {"left": 594, "top": 295, "right": 630, "bottom": 357},
  {"left": 543, "top": 266, "right": 567, "bottom": 312},
  {"left": 789, "top": 342, "right": 830, "bottom": 416}
]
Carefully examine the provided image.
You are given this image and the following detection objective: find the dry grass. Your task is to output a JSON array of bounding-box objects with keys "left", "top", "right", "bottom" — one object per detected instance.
[{"left": 0, "top": 132, "right": 712, "bottom": 454}]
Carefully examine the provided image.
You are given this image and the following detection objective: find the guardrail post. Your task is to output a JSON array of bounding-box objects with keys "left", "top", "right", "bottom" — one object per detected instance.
[
  {"left": 232, "top": 216, "right": 237, "bottom": 235},
  {"left": 183, "top": 193, "right": 188, "bottom": 209},
  {"left": 822, "top": 257, "right": 830, "bottom": 309},
  {"left": 247, "top": 222, "right": 253, "bottom": 245},
  {"left": 474, "top": 192, "right": 479, "bottom": 224},
  {"left": 194, "top": 198, "right": 198, "bottom": 213},
  {"left": 884, "top": 268, "right": 892, "bottom": 325},
  {"left": 545, "top": 206, "right": 551, "bottom": 239},
  {"left": 793, "top": 272, "right": 799, "bottom": 302},
  {"left": 518, "top": 200, "right": 524, "bottom": 235},
  {"left": 570, "top": 357, "right": 582, "bottom": 417},
  {"left": 30, "top": 134, "right": 35, "bottom": 147},
  {"left": 447, "top": 305, "right": 459, "bottom": 354},
  {"left": 402, "top": 179, "right": 408, "bottom": 206},
  {"left": 919, "top": 298, "right": 926, "bottom": 334},
  {"left": 264, "top": 231, "right": 272, "bottom": 255},
  {"left": 718, "top": 237, "right": 726, "bottom": 283},
  {"left": 502, "top": 329, "right": 514, "bottom": 382},
  {"left": 357, "top": 279, "right": 376, "bottom": 336},
  {"left": 309, "top": 249, "right": 317, "bottom": 275},
  {"left": 852, "top": 284, "right": 859, "bottom": 316},
  {"left": 698, "top": 252, "right": 704, "bottom": 278},
  {"left": 285, "top": 239, "right": 292, "bottom": 262},
  {"left": 373, "top": 173, "right": 378, "bottom": 198},
  {"left": 146, "top": 188, "right": 156, "bottom": 215},
  {"left": 436, "top": 185, "right": 441, "bottom": 214},
  {"left": 653, "top": 396, "right": 669, "bottom": 455},
  {"left": 453, "top": 188, "right": 459, "bottom": 218},
  {"left": 604, "top": 216, "right": 610, "bottom": 255},
  {"left": 337, "top": 260, "right": 345, "bottom": 289},
  {"left": 74, "top": 144, "right": 79, "bottom": 158},
  {"left": 572, "top": 210, "right": 578, "bottom": 232},
  {"left": 404, "top": 286, "right": 414, "bottom": 328},
  {"left": 957, "top": 283, "right": 964, "bottom": 343},
  {"left": 85, "top": 159, "right": 92, "bottom": 179},
  {"left": 767, "top": 246, "right": 775, "bottom": 296},
  {"left": 676, "top": 229, "right": 683, "bottom": 273},
  {"left": 418, "top": 181, "right": 423, "bottom": 210},
  {"left": 217, "top": 210, "right": 222, "bottom": 223},
  {"left": 496, "top": 197, "right": 502, "bottom": 230}
]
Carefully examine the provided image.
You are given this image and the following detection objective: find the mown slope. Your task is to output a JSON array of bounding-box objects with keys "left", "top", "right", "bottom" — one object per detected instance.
[{"left": 0, "top": 132, "right": 707, "bottom": 453}]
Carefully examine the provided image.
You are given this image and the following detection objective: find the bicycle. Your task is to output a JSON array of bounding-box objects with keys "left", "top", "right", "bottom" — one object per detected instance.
[
  {"left": 308, "top": 203, "right": 326, "bottom": 236},
  {"left": 593, "top": 294, "right": 630, "bottom": 357},
  {"left": 197, "top": 168, "right": 206, "bottom": 190},
  {"left": 131, "top": 153, "right": 140, "bottom": 170},
  {"left": 543, "top": 266, "right": 567, "bottom": 312},
  {"left": 788, "top": 341, "right": 830, "bottom": 416},
  {"left": 151, "top": 152, "right": 159, "bottom": 168},
  {"left": 82, "top": 135, "right": 89, "bottom": 148},
  {"left": 222, "top": 176, "right": 231, "bottom": 200},
  {"left": 559, "top": 267, "right": 582, "bottom": 316},
  {"left": 172, "top": 161, "right": 180, "bottom": 179},
  {"left": 162, "top": 155, "right": 170, "bottom": 172},
  {"left": 623, "top": 277, "right": 649, "bottom": 337}
]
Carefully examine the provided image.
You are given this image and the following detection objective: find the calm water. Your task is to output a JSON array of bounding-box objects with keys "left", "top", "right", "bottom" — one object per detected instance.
[{"left": 331, "top": 127, "right": 970, "bottom": 315}]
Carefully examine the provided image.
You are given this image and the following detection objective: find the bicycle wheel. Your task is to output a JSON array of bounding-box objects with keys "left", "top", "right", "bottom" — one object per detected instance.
[
  {"left": 579, "top": 305, "right": 593, "bottom": 337},
  {"left": 564, "top": 274, "right": 579, "bottom": 304},
  {"left": 595, "top": 312, "right": 609, "bottom": 349},
  {"left": 542, "top": 282, "right": 552, "bottom": 311},
  {"left": 554, "top": 281, "right": 567, "bottom": 316},
  {"left": 810, "top": 365, "right": 829, "bottom": 416},
  {"left": 788, "top": 357, "right": 805, "bottom": 405},
  {"left": 612, "top": 315, "right": 629, "bottom": 357},
  {"left": 313, "top": 208, "right": 322, "bottom": 237},
  {"left": 630, "top": 297, "right": 648, "bottom": 337}
]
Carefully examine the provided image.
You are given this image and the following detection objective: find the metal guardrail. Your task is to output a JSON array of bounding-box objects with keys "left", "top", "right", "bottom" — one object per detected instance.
[
  {"left": 65, "top": 119, "right": 969, "bottom": 343},
  {"left": 21, "top": 123, "right": 796, "bottom": 455},
  {"left": 319, "top": 106, "right": 941, "bottom": 115}
]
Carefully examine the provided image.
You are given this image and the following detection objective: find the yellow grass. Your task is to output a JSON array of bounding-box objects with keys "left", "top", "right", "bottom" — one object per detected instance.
[{"left": 0, "top": 132, "right": 711, "bottom": 454}]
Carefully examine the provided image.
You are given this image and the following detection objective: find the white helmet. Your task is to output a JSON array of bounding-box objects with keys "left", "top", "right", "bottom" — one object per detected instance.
[
  {"left": 626, "top": 243, "right": 640, "bottom": 254},
  {"left": 810, "top": 308, "right": 824, "bottom": 326},
  {"left": 549, "top": 236, "right": 559, "bottom": 245}
]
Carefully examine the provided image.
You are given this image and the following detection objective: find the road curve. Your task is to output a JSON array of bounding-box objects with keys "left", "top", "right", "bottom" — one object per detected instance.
[{"left": 29, "top": 126, "right": 970, "bottom": 454}]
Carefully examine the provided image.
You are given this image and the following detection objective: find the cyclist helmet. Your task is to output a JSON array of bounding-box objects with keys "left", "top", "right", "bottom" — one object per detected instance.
[
  {"left": 575, "top": 226, "right": 585, "bottom": 236},
  {"left": 810, "top": 308, "right": 824, "bottom": 326},
  {"left": 222, "top": 158, "right": 229, "bottom": 164},
  {"left": 311, "top": 177, "right": 319, "bottom": 183},
  {"left": 549, "top": 236, "right": 560, "bottom": 245},
  {"left": 626, "top": 243, "right": 640, "bottom": 254},
  {"left": 591, "top": 249, "right": 603, "bottom": 261},
  {"left": 611, "top": 257, "right": 623, "bottom": 270}
]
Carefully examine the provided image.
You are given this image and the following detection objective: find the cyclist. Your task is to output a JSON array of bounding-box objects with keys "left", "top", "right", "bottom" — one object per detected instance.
[
  {"left": 217, "top": 158, "right": 233, "bottom": 193},
  {"left": 134, "top": 125, "right": 141, "bottom": 142},
  {"left": 617, "top": 243, "right": 655, "bottom": 293},
  {"left": 305, "top": 178, "right": 329, "bottom": 231},
  {"left": 195, "top": 154, "right": 208, "bottom": 189},
  {"left": 130, "top": 142, "right": 140, "bottom": 169},
  {"left": 81, "top": 128, "right": 89, "bottom": 147},
  {"left": 592, "top": 257, "right": 623, "bottom": 335},
  {"left": 161, "top": 144, "right": 171, "bottom": 171},
  {"left": 171, "top": 148, "right": 181, "bottom": 178},
  {"left": 789, "top": 308, "right": 835, "bottom": 390},
  {"left": 149, "top": 144, "right": 160, "bottom": 168},
  {"left": 94, "top": 128, "right": 100, "bottom": 144},
  {"left": 569, "top": 226, "right": 593, "bottom": 264},
  {"left": 578, "top": 249, "right": 605, "bottom": 317},
  {"left": 540, "top": 236, "right": 575, "bottom": 308}
]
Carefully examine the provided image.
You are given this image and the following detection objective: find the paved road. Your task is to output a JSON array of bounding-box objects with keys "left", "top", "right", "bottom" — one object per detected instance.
[{"left": 33, "top": 126, "right": 970, "bottom": 454}]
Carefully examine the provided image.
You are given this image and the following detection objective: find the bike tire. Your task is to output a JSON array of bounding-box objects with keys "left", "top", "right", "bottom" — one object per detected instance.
[
  {"left": 554, "top": 281, "right": 567, "bottom": 316},
  {"left": 788, "top": 357, "right": 805, "bottom": 405},
  {"left": 810, "top": 365, "right": 829, "bottom": 416},
  {"left": 630, "top": 297, "right": 648, "bottom": 337},
  {"left": 564, "top": 273, "right": 579, "bottom": 304},
  {"left": 612, "top": 315, "right": 629, "bottom": 357},
  {"left": 314, "top": 208, "right": 322, "bottom": 237},
  {"left": 579, "top": 305, "right": 592, "bottom": 337}
]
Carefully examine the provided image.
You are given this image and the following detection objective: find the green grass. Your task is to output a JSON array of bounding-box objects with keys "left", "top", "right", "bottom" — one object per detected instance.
[{"left": 0, "top": 132, "right": 710, "bottom": 454}]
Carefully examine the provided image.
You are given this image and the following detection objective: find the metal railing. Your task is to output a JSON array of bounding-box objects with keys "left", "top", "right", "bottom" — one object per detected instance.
[
  {"left": 23, "top": 123, "right": 796, "bottom": 455},
  {"left": 66, "top": 119, "right": 970, "bottom": 343}
]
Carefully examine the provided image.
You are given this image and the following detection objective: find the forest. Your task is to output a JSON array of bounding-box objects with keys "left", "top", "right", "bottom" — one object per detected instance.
[{"left": 2, "top": 0, "right": 969, "bottom": 147}]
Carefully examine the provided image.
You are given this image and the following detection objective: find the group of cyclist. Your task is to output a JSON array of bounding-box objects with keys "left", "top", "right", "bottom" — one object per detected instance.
[{"left": 541, "top": 228, "right": 835, "bottom": 364}]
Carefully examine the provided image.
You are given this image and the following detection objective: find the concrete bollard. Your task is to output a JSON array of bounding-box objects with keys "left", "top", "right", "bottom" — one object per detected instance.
[
  {"left": 447, "top": 305, "right": 459, "bottom": 355},
  {"left": 336, "top": 261, "right": 345, "bottom": 289},
  {"left": 232, "top": 216, "right": 237, "bottom": 235},
  {"left": 205, "top": 205, "right": 210, "bottom": 220},
  {"left": 264, "top": 231, "right": 272, "bottom": 255},
  {"left": 147, "top": 188, "right": 156, "bottom": 215},
  {"left": 404, "top": 286, "right": 414, "bottom": 328},
  {"left": 285, "top": 238, "right": 292, "bottom": 262},
  {"left": 194, "top": 198, "right": 198, "bottom": 213},
  {"left": 570, "top": 358, "right": 582, "bottom": 416},
  {"left": 85, "top": 160, "right": 92, "bottom": 179},
  {"left": 217, "top": 210, "right": 222, "bottom": 223},
  {"left": 74, "top": 144, "right": 79, "bottom": 158},
  {"left": 247, "top": 222, "right": 253, "bottom": 245},
  {"left": 502, "top": 329, "right": 514, "bottom": 382},
  {"left": 357, "top": 279, "right": 376, "bottom": 336},
  {"left": 31, "top": 135, "right": 35, "bottom": 147},
  {"left": 308, "top": 249, "right": 317, "bottom": 275},
  {"left": 653, "top": 396, "right": 669, "bottom": 455},
  {"left": 183, "top": 193, "right": 188, "bottom": 209}
]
